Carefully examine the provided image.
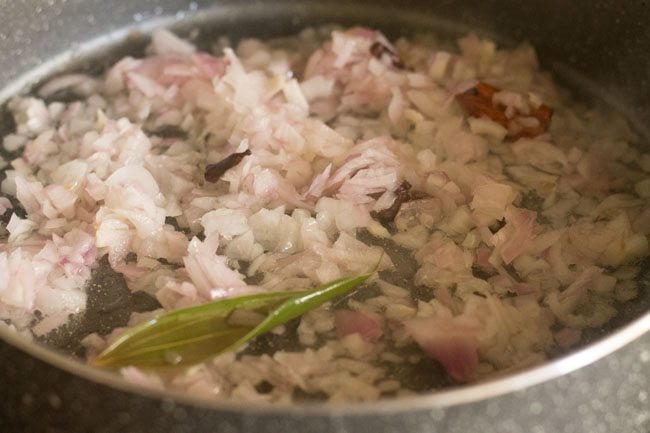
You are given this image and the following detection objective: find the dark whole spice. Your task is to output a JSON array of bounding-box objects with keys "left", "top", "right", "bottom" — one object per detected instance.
[
  {"left": 369, "top": 41, "right": 405, "bottom": 69},
  {"left": 371, "top": 181, "right": 428, "bottom": 223},
  {"left": 1, "top": 208, "right": 11, "bottom": 225},
  {"left": 488, "top": 218, "right": 506, "bottom": 234},
  {"left": 0, "top": 195, "right": 22, "bottom": 224},
  {"left": 204, "top": 149, "right": 252, "bottom": 182},
  {"left": 143, "top": 125, "right": 188, "bottom": 139}
]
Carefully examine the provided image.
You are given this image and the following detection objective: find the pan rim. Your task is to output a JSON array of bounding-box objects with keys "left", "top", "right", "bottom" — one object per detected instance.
[
  {"left": 0, "top": 1, "right": 649, "bottom": 417},
  {"left": 1, "top": 310, "right": 648, "bottom": 415}
]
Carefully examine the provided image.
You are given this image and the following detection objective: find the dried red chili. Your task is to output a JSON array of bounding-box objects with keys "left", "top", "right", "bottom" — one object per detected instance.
[{"left": 455, "top": 82, "right": 553, "bottom": 139}]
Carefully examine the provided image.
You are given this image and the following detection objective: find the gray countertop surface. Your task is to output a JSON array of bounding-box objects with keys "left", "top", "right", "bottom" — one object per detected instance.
[{"left": 1, "top": 332, "right": 648, "bottom": 433}]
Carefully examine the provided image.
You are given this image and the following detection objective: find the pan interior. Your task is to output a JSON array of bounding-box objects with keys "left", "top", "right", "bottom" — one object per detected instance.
[{"left": 0, "top": 0, "right": 648, "bottom": 402}]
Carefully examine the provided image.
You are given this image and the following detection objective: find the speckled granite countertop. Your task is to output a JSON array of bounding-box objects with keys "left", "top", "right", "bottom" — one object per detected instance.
[{"left": 1, "top": 331, "right": 648, "bottom": 433}]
